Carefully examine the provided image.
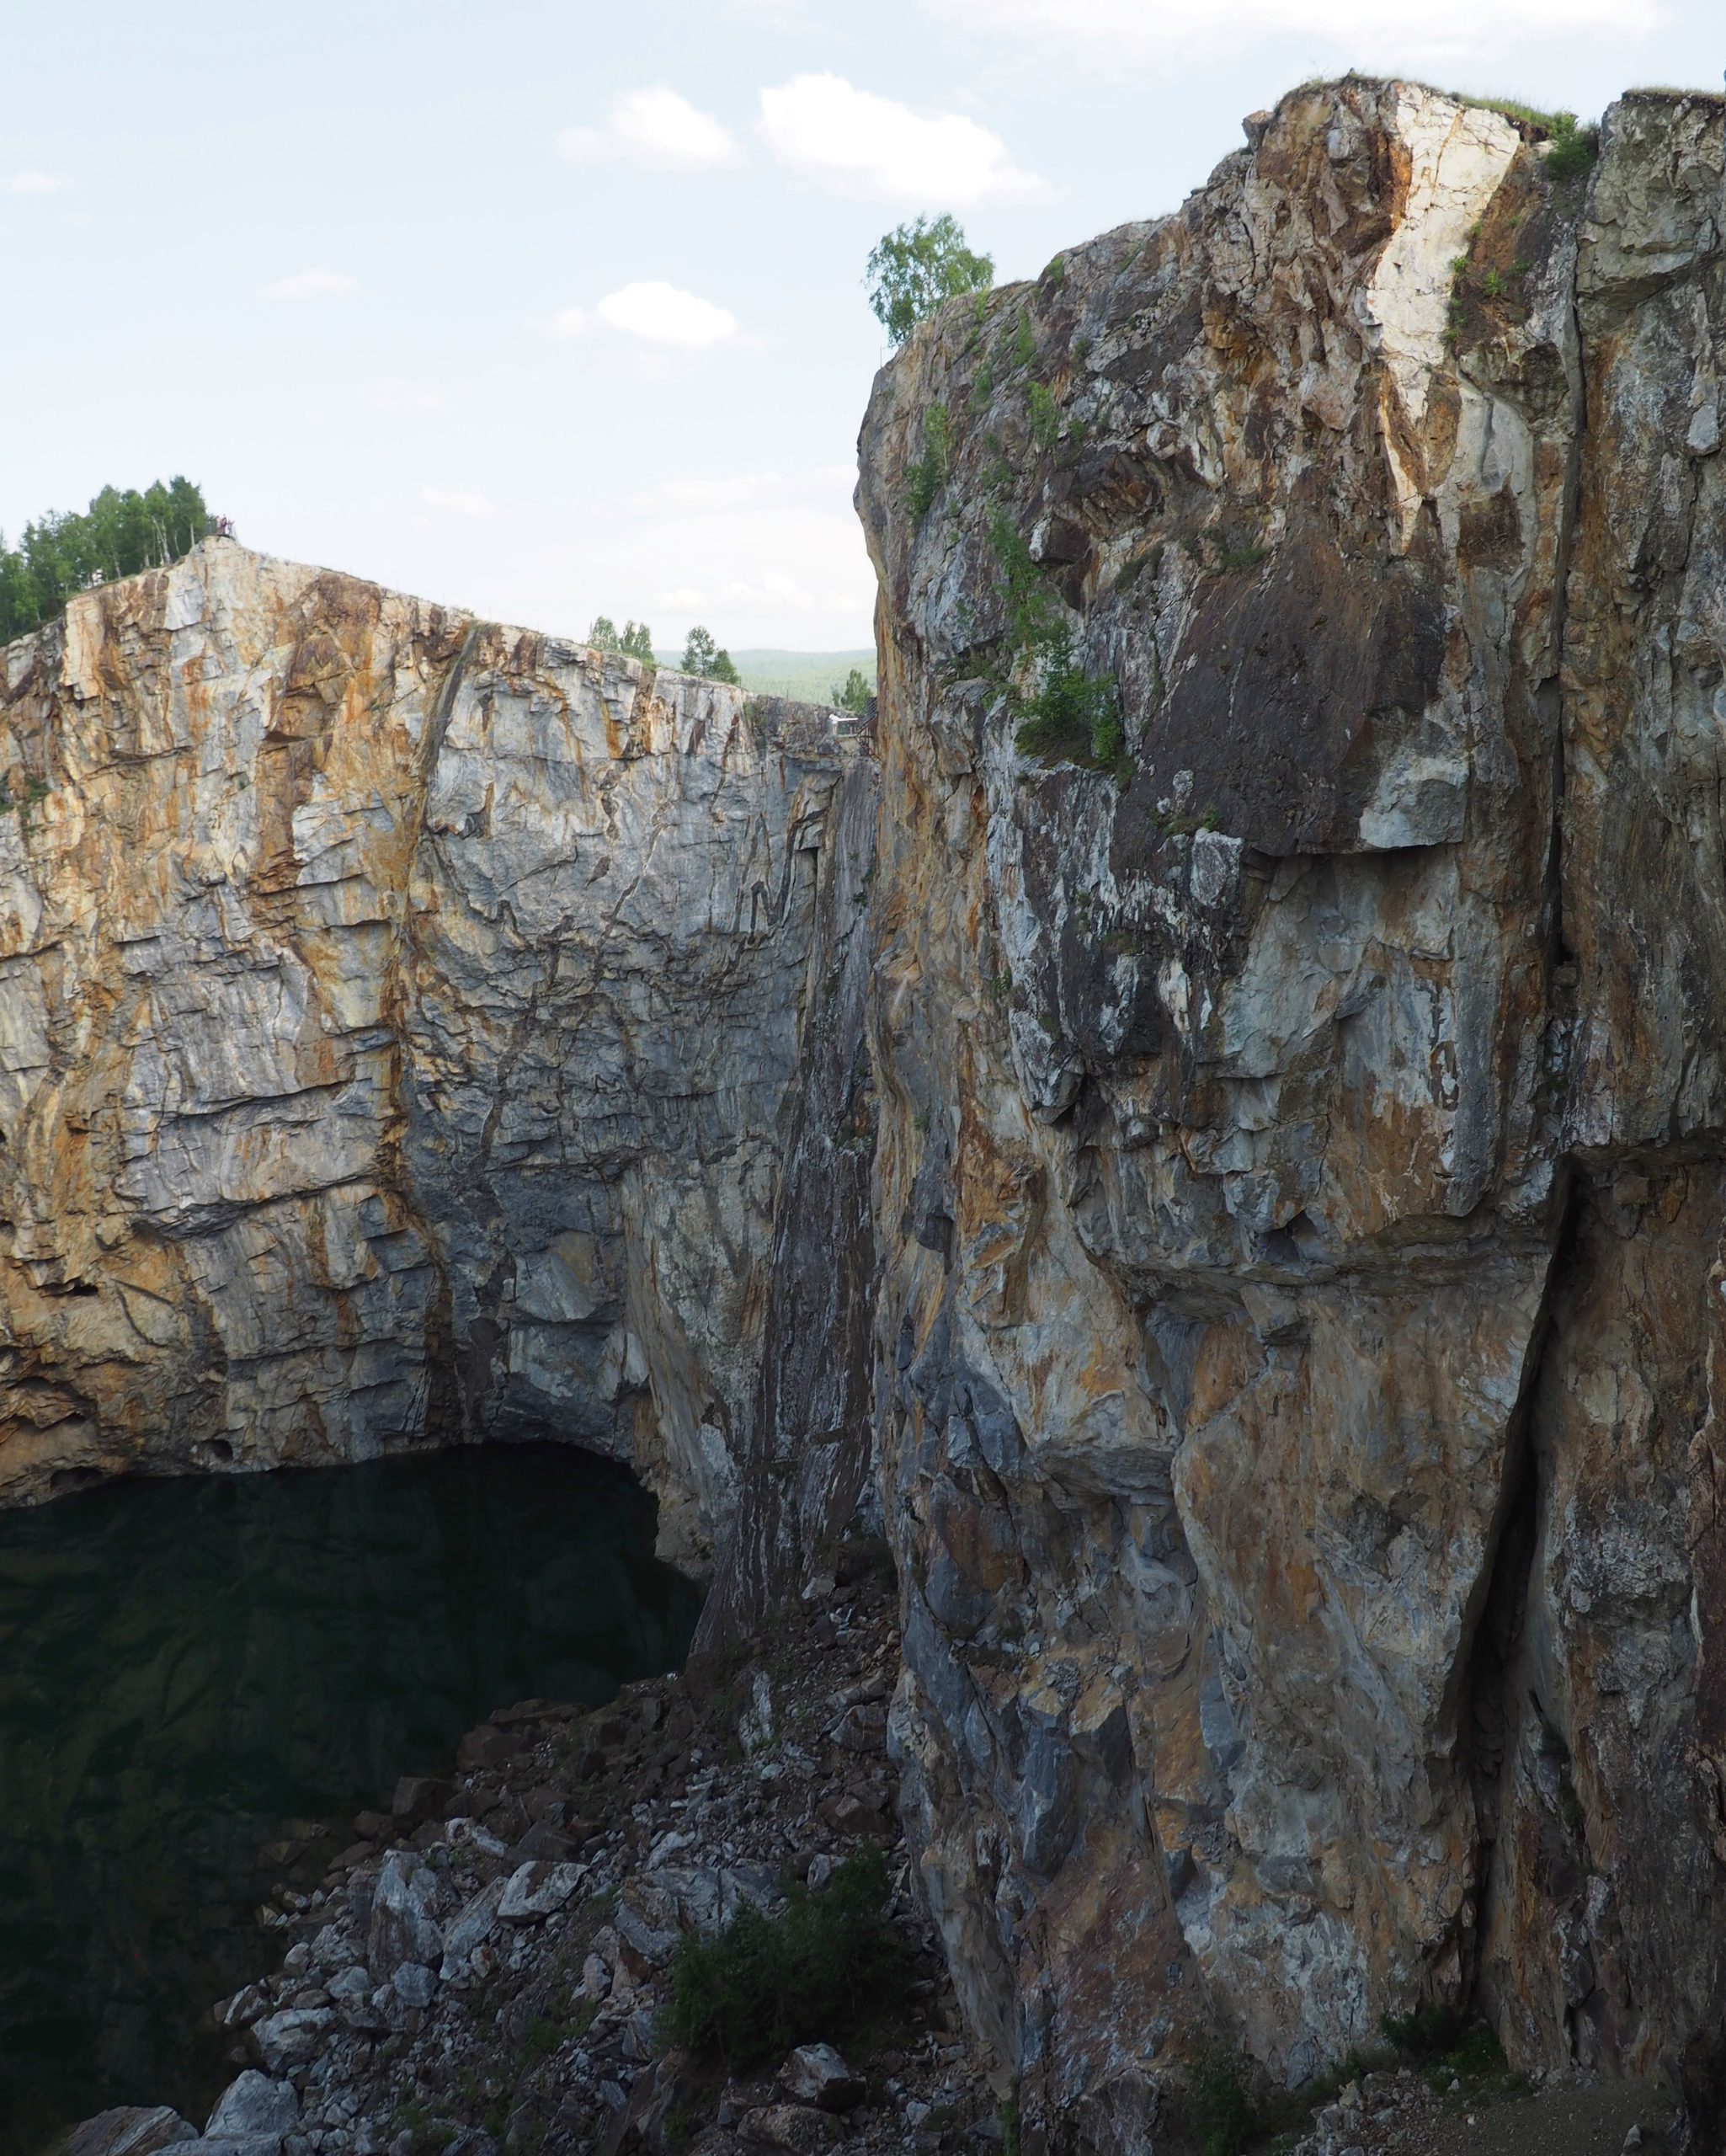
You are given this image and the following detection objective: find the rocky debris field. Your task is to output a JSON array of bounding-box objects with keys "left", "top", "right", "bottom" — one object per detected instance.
[
  {"left": 56, "top": 1546, "right": 1004, "bottom": 2156},
  {"left": 51, "top": 1543, "right": 1695, "bottom": 2156},
  {"left": 1277, "top": 2061, "right": 1676, "bottom": 2156}
]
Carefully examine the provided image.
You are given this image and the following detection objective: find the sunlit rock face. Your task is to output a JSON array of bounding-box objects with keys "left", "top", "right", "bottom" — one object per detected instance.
[
  {"left": 0, "top": 543, "right": 858, "bottom": 1567},
  {"left": 856, "top": 77, "right": 1726, "bottom": 2144}
]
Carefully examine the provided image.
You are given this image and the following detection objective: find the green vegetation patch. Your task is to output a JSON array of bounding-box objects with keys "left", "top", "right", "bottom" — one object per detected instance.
[
  {"left": 662, "top": 1847, "right": 910, "bottom": 2069},
  {"left": 988, "top": 515, "right": 1121, "bottom": 775},
  {"left": 1193, "top": 2047, "right": 1259, "bottom": 2156},
  {"left": 1, "top": 477, "right": 212, "bottom": 643},
  {"left": 866, "top": 214, "right": 994, "bottom": 347},
  {"left": 829, "top": 667, "right": 873, "bottom": 716},
  {"left": 588, "top": 615, "right": 655, "bottom": 662},
  {"left": 1542, "top": 114, "right": 1600, "bottom": 182},
  {"left": 1026, "top": 381, "right": 1065, "bottom": 451},
  {"left": 908, "top": 403, "right": 956, "bottom": 519},
  {"left": 679, "top": 625, "right": 740, "bottom": 684}
]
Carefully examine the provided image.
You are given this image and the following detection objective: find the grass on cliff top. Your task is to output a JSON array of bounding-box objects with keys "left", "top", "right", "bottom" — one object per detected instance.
[{"left": 1315, "top": 76, "right": 1600, "bottom": 181}]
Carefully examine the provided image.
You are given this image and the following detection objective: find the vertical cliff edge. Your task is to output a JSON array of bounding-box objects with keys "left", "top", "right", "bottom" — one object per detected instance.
[{"left": 855, "top": 74, "right": 1726, "bottom": 2148}]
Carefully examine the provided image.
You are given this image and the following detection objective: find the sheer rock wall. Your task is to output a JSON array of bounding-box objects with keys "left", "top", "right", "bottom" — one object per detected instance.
[
  {"left": 8, "top": 71, "right": 1726, "bottom": 2154},
  {"left": 0, "top": 546, "right": 860, "bottom": 1568},
  {"left": 855, "top": 78, "right": 1726, "bottom": 2144}
]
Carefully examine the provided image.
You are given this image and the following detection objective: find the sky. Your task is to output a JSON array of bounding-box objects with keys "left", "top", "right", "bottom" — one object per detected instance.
[{"left": 3, "top": 0, "right": 1719, "bottom": 650}]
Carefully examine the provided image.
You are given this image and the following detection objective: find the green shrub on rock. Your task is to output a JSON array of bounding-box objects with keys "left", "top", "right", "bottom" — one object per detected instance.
[
  {"left": 663, "top": 1848, "right": 908, "bottom": 2068},
  {"left": 1192, "top": 2047, "right": 1258, "bottom": 2156}
]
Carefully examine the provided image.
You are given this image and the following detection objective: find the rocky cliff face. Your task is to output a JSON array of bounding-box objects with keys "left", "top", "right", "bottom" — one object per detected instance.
[
  {"left": 11, "top": 71, "right": 1726, "bottom": 2156},
  {"left": 0, "top": 546, "right": 862, "bottom": 1567},
  {"left": 855, "top": 77, "right": 1726, "bottom": 2146}
]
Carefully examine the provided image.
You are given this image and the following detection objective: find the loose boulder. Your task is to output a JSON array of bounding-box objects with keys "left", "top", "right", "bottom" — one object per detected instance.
[
  {"left": 780, "top": 2045, "right": 866, "bottom": 2113},
  {"left": 497, "top": 1859, "right": 584, "bottom": 1922},
  {"left": 367, "top": 1849, "right": 442, "bottom": 1970}
]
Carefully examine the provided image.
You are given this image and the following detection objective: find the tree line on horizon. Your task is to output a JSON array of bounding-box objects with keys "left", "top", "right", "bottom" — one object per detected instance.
[
  {"left": 587, "top": 615, "right": 742, "bottom": 685},
  {"left": 0, "top": 478, "right": 213, "bottom": 643}
]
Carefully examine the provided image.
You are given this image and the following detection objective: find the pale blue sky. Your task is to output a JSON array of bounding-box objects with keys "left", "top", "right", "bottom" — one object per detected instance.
[{"left": 3, "top": 0, "right": 1717, "bottom": 647}]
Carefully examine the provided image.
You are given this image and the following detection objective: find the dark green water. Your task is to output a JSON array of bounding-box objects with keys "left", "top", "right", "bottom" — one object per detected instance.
[{"left": 0, "top": 1443, "right": 701, "bottom": 2151}]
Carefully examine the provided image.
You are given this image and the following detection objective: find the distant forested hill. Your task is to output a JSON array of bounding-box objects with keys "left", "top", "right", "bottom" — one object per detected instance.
[{"left": 657, "top": 648, "right": 876, "bottom": 703}]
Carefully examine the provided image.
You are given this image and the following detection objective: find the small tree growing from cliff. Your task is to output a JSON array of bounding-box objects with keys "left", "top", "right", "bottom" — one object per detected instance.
[
  {"left": 680, "top": 625, "right": 740, "bottom": 684},
  {"left": 866, "top": 215, "right": 994, "bottom": 347}
]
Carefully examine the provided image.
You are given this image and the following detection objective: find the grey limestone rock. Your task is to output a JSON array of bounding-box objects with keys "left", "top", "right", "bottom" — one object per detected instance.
[
  {"left": 59, "top": 2113, "right": 198, "bottom": 2156},
  {"left": 206, "top": 2074, "right": 300, "bottom": 2135},
  {"left": 366, "top": 1851, "right": 441, "bottom": 1971}
]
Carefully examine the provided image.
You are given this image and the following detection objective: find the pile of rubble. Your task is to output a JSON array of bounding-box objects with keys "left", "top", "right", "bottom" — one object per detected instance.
[{"left": 61, "top": 1554, "right": 1005, "bottom": 2156}]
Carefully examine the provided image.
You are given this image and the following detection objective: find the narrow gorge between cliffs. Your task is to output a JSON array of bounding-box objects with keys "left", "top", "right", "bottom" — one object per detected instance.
[{"left": 6, "top": 71, "right": 1726, "bottom": 2156}]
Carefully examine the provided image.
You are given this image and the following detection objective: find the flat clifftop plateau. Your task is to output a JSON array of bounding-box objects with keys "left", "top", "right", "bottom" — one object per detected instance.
[
  {"left": 0, "top": 542, "right": 869, "bottom": 1569},
  {"left": 856, "top": 77, "right": 1726, "bottom": 2146}
]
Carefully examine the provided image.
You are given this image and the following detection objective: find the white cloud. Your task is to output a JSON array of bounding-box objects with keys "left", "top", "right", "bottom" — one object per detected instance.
[
  {"left": 259, "top": 269, "right": 358, "bottom": 302},
  {"left": 365, "top": 378, "right": 447, "bottom": 414},
  {"left": 546, "top": 306, "right": 589, "bottom": 341},
  {"left": 421, "top": 486, "right": 495, "bottom": 518},
  {"left": 920, "top": 0, "right": 1661, "bottom": 72},
  {"left": 725, "top": 569, "right": 802, "bottom": 600},
  {"left": 596, "top": 280, "right": 738, "bottom": 347},
  {"left": 6, "top": 170, "right": 67, "bottom": 193},
  {"left": 757, "top": 73, "right": 1050, "bottom": 205},
  {"left": 722, "top": 568, "right": 873, "bottom": 615},
  {"left": 558, "top": 87, "right": 742, "bottom": 170}
]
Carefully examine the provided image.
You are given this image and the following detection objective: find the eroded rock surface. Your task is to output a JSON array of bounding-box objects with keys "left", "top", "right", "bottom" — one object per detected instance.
[
  {"left": 0, "top": 547, "right": 861, "bottom": 1565},
  {"left": 855, "top": 77, "right": 1726, "bottom": 2145}
]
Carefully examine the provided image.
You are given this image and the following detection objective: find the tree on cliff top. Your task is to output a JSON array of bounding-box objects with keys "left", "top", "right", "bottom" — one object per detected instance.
[
  {"left": 866, "top": 215, "right": 994, "bottom": 347},
  {"left": 588, "top": 614, "right": 655, "bottom": 661},
  {"left": 0, "top": 478, "right": 213, "bottom": 643},
  {"left": 680, "top": 625, "right": 740, "bottom": 684},
  {"left": 830, "top": 667, "right": 873, "bottom": 716}
]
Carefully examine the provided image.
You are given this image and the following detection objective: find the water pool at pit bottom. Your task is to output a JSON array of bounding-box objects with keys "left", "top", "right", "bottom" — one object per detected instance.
[{"left": 0, "top": 1442, "right": 703, "bottom": 2153}]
